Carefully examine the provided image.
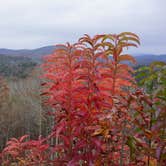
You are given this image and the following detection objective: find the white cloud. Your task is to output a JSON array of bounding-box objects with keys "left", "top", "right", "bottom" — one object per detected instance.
[{"left": 0, "top": 0, "right": 165, "bottom": 53}]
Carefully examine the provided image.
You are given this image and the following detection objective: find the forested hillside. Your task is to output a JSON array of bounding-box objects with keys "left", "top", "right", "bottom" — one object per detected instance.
[{"left": 0, "top": 55, "right": 37, "bottom": 78}]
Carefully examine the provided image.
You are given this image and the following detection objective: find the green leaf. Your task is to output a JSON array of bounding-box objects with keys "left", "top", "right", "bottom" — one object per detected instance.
[
  {"left": 135, "top": 127, "right": 142, "bottom": 133},
  {"left": 137, "top": 66, "right": 150, "bottom": 72},
  {"left": 126, "top": 136, "right": 136, "bottom": 160}
]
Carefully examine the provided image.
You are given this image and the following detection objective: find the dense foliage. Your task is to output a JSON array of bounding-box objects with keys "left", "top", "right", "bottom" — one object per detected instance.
[{"left": 0, "top": 33, "right": 165, "bottom": 165}]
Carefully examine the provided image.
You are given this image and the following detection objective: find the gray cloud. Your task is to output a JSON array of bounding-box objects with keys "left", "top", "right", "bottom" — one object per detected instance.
[{"left": 0, "top": 0, "right": 165, "bottom": 53}]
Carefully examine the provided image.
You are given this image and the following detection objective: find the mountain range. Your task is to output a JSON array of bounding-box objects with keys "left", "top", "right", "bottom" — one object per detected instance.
[
  {"left": 0, "top": 46, "right": 56, "bottom": 61},
  {"left": 0, "top": 46, "right": 166, "bottom": 65}
]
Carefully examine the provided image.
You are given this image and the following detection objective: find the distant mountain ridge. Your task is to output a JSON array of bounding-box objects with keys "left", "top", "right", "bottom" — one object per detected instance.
[
  {"left": 0, "top": 46, "right": 166, "bottom": 65},
  {"left": 134, "top": 54, "right": 166, "bottom": 66},
  {"left": 0, "top": 46, "right": 56, "bottom": 59}
]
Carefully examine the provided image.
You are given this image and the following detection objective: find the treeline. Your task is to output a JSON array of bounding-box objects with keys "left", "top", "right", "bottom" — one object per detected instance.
[{"left": 0, "top": 54, "right": 37, "bottom": 78}]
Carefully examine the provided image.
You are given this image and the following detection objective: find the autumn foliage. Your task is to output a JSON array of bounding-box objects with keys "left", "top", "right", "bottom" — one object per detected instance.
[{"left": 0, "top": 33, "right": 165, "bottom": 165}]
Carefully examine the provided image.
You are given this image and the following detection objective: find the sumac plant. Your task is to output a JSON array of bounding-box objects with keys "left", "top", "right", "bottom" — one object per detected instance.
[
  {"left": 42, "top": 32, "right": 140, "bottom": 165},
  {"left": 1, "top": 32, "right": 165, "bottom": 165}
]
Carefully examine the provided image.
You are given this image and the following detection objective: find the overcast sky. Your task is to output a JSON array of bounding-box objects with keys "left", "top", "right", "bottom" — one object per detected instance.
[{"left": 0, "top": 0, "right": 165, "bottom": 54}]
